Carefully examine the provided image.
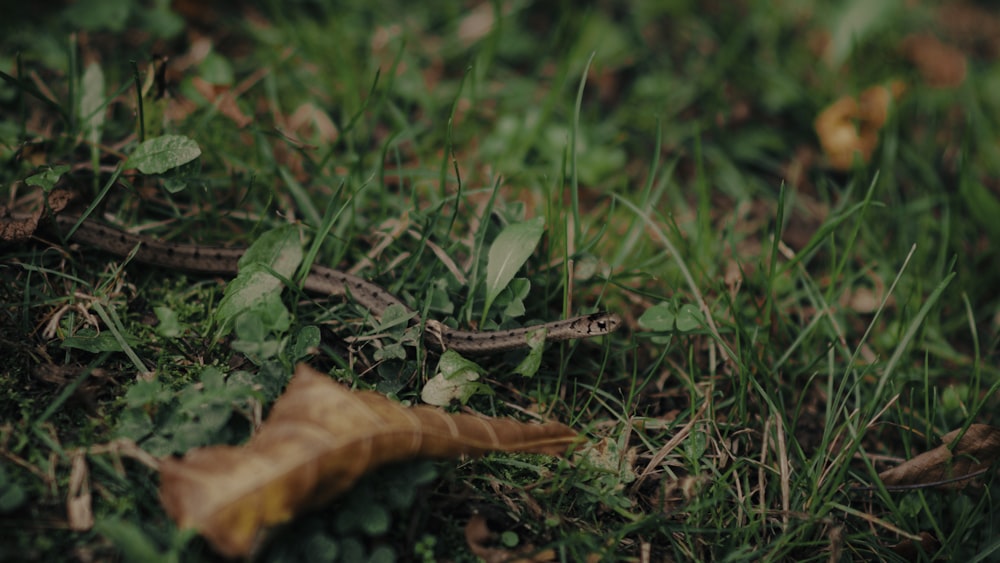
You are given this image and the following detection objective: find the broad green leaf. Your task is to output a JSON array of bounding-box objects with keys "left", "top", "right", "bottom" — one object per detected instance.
[
  {"left": 216, "top": 225, "right": 303, "bottom": 332},
  {"left": 62, "top": 0, "right": 131, "bottom": 32},
  {"left": 576, "top": 436, "right": 638, "bottom": 484},
  {"left": 482, "top": 217, "right": 544, "bottom": 321},
  {"left": 0, "top": 465, "right": 26, "bottom": 513},
  {"left": 513, "top": 327, "right": 546, "bottom": 377},
  {"left": 673, "top": 304, "right": 703, "bottom": 333},
  {"left": 637, "top": 303, "right": 675, "bottom": 332},
  {"left": 421, "top": 371, "right": 481, "bottom": 406},
  {"left": 199, "top": 51, "right": 234, "bottom": 85},
  {"left": 237, "top": 225, "right": 304, "bottom": 275},
  {"left": 638, "top": 302, "right": 704, "bottom": 333},
  {"left": 216, "top": 271, "right": 286, "bottom": 334},
  {"left": 127, "top": 135, "right": 201, "bottom": 174},
  {"left": 80, "top": 62, "right": 105, "bottom": 145},
  {"left": 436, "top": 349, "right": 486, "bottom": 379},
  {"left": 373, "top": 342, "right": 407, "bottom": 362},
  {"left": 94, "top": 518, "right": 170, "bottom": 563},
  {"left": 25, "top": 165, "right": 71, "bottom": 191},
  {"left": 501, "top": 278, "right": 530, "bottom": 319},
  {"left": 124, "top": 379, "right": 169, "bottom": 408},
  {"left": 115, "top": 409, "right": 153, "bottom": 442},
  {"left": 229, "top": 294, "right": 291, "bottom": 361},
  {"left": 291, "top": 325, "right": 321, "bottom": 362},
  {"left": 154, "top": 306, "right": 185, "bottom": 338},
  {"left": 373, "top": 303, "right": 417, "bottom": 332},
  {"left": 200, "top": 366, "right": 225, "bottom": 391},
  {"left": 163, "top": 176, "right": 191, "bottom": 194},
  {"left": 421, "top": 350, "right": 488, "bottom": 406},
  {"left": 501, "top": 531, "right": 520, "bottom": 548},
  {"left": 342, "top": 502, "right": 390, "bottom": 536}
]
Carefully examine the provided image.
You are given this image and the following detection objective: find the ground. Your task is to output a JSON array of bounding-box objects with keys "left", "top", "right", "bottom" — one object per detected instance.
[{"left": 1, "top": 1, "right": 999, "bottom": 561}]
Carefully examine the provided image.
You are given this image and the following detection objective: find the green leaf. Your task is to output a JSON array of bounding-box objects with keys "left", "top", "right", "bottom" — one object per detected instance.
[
  {"left": 115, "top": 408, "right": 153, "bottom": 442},
  {"left": 638, "top": 302, "right": 703, "bottom": 334},
  {"left": 199, "top": 51, "right": 234, "bottom": 85},
  {"left": 501, "top": 531, "right": 520, "bottom": 548},
  {"left": 62, "top": 0, "right": 131, "bottom": 32},
  {"left": 229, "top": 294, "right": 291, "bottom": 361},
  {"left": 127, "top": 135, "right": 202, "bottom": 174},
  {"left": 373, "top": 303, "right": 417, "bottom": 332},
  {"left": 200, "top": 367, "right": 225, "bottom": 391},
  {"left": 162, "top": 176, "right": 190, "bottom": 194},
  {"left": 368, "top": 545, "right": 396, "bottom": 563},
  {"left": 124, "top": 379, "right": 168, "bottom": 408},
  {"left": 637, "top": 303, "right": 675, "bottom": 332},
  {"left": 357, "top": 503, "right": 391, "bottom": 536},
  {"left": 437, "top": 349, "right": 486, "bottom": 379},
  {"left": 154, "top": 306, "right": 185, "bottom": 338},
  {"left": 237, "top": 225, "right": 304, "bottom": 275},
  {"left": 383, "top": 460, "right": 438, "bottom": 509},
  {"left": 373, "top": 342, "right": 407, "bottom": 362},
  {"left": 513, "top": 327, "right": 547, "bottom": 377},
  {"left": 673, "top": 304, "right": 703, "bottom": 333},
  {"left": 80, "top": 62, "right": 105, "bottom": 145},
  {"left": 421, "top": 350, "right": 488, "bottom": 406},
  {"left": 482, "top": 217, "right": 545, "bottom": 321},
  {"left": 421, "top": 369, "right": 481, "bottom": 406},
  {"left": 94, "top": 518, "right": 170, "bottom": 563},
  {"left": 136, "top": 3, "right": 185, "bottom": 38},
  {"left": 61, "top": 329, "right": 139, "bottom": 352},
  {"left": 427, "top": 279, "right": 455, "bottom": 315},
  {"left": 291, "top": 325, "right": 321, "bottom": 362},
  {"left": 25, "top": 165, "right": 71, "bottom": 191},
  {"left": 500, "top": 278, "right": 530, "bottom": 319},
  {"left": 216, "top": 225, "right": 303, "bottom": 332},
  {"left": 824, "top": 0, "right": 903, "bottom": 66},
  {"left": 0, "top": 465, "right": 26, "bottom": 513}
]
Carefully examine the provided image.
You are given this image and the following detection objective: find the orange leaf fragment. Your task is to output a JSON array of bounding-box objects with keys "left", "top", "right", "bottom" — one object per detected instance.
[
  {"left": 878, "top": 424, "right": 1000, "bottom": 489},
  {"left": 814, "top": 81, "right": 906, "bottom": 171},
  {"left": 159, "top": 364, "right": 578, "bottom": 557}
]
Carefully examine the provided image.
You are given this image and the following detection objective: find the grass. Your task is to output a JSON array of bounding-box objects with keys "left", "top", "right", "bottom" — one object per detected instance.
[{"left": 2, "top": 1, "right": 999, "bottom": 561}]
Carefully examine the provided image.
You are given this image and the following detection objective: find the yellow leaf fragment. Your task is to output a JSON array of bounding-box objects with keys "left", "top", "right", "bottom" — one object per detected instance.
[{"left": 814, "top": 81, "right": 906, "bottom": 171}]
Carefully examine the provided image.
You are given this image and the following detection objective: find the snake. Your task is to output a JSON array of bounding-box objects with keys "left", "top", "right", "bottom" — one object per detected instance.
[{"left": 41, "top": 213, "right": 621, "bottom": 354}]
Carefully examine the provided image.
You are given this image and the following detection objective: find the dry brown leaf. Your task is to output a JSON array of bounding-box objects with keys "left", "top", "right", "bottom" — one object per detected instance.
[
  {"left": 159, "top": 364, "right": 578, "bottom": 557},
  {"left": 0, "top": 189, "right": 74, "bottom": 244},
  {"left": 878, "top": 424, "right": 1000, "bottom": 489},
  {"left": 0, "top": 209, "right": 39, "bottom": 243}
]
